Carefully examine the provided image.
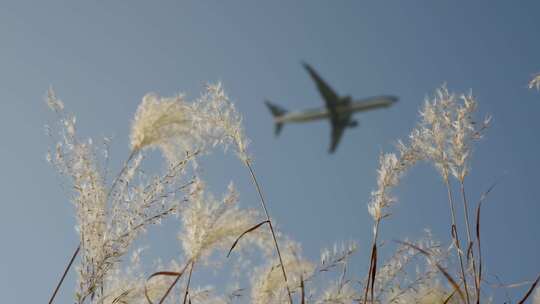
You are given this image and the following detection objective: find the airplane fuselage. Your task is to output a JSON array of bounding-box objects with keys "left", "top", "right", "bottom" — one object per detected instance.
[
  {"left": 274, "top": 96, "right": 397, "bottom": 124},
  {"left": 266, "top": 62, "right": 399, "bottom": 152}
]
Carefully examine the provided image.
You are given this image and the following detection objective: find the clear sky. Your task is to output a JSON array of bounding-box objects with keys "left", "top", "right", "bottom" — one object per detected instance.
[{"left": 1, "top": 1, "right": 539, "bottom": 303}]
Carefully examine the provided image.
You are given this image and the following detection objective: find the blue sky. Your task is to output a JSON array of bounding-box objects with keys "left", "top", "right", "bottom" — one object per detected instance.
[{"left": 1, "top": 1, "right": 539, "bottom": 303}]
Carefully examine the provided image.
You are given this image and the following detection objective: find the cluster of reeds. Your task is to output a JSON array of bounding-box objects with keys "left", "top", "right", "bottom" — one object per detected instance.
[{"left": 45, "top": 82, "right": 539, "bottom": 304}]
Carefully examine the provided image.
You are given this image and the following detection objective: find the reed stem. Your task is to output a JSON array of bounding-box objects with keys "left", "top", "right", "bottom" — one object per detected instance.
[
  {"left": 363, "top": 219, "right": 380, "bottom": 304},
  {"left": 48, "top": 245, "right": 80, "bottom": 304},
  {"left": 245, "top": 160, "right": 293, "bottom": 304},
  {"left": 459, "top": 181, "right": 480, "bottom": 303},
  {"left": 444, "top": 178, "right": 471, "bottom": 304}
]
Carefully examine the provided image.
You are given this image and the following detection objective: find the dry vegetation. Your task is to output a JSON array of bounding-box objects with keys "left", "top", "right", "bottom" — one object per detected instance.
[{"left": 45, "top": 82, "right": 539, "bottom": 304}]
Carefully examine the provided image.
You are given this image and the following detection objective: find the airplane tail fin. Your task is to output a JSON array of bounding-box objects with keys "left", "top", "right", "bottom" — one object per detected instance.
[{"left": 265, "top": 100, "right": 287, "bottom": 136}]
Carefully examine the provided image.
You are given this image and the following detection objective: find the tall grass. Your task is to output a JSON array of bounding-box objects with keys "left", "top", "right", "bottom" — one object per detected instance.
[{"left": 45, "top": 83, "right": 538, "bottom": 303}]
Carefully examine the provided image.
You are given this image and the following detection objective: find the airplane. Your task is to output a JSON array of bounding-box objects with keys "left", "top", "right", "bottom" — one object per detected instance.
[{"left": 265, "top": 62, "right": 398, "bottom": 153}]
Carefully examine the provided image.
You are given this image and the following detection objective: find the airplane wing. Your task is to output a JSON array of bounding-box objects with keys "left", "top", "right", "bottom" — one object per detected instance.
[
  {"left": 352, "top": 96, "right": 398, "bottom": 112},
  {"left": 302, "top": 62, "right": 356, "bottom": 153},
  {"left": 329, "top": 122, "right": 347, "bottom": 153},
  {"left": 302, "top": 63, "right": 341, "bottom": 115}
]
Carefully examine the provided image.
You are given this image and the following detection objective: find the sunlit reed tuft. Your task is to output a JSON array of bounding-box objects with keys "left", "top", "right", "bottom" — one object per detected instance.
[{"left": 44, "top": 83, "right": 538, "bottom": 304}]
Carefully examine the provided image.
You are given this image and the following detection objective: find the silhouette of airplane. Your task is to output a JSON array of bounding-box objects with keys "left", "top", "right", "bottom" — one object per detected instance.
[{"left": 266, "top": 62, "right": 398, "bottom": 153}]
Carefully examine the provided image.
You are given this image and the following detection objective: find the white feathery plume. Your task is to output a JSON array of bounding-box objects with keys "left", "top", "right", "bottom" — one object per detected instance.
[
  {"left": 46, "top": 89, "right": 191, "bottom": 302},
  {"left": 317, "top": 280, "right": 359, "bottom": 304},
  {"left": 529, "top": 73, "right": 540, "bottom": 91},
  {"left": 186, "top": 287, "right": 228, "bottom": 304},
  {"left": 251, "top": 241, "right": 315, "bottom": 304},
  {"left": 179, "top": 178, "right": 262, "bottom": 262},
  {"left": 411, "top": 85, "right": 490, "bottom": 182},
  {"left": 368, "top": 85, "right": 490, "bottom": 221},
  {"left": 130, "top": 93, "right": 196, "bottom": 163},
  {"left": 533, "top": 287, "right": 540, "bottom": 304},
  {"left": 46, "top": 86, "right": 65, "bottom": 113},
  {"left": 367, "top": 145, "right": 419, "bottom": 221},
  {"left": 129, "top": 83, "right": 249, "bottom": 164},
  {"left": 95, "top": 250, "right": 172, "bottom": 304},
  {"left": 376, "top": 232, "right": 449, "bottom": 303},
  {"left": 319, "top": 241, "right": 357, "bottom": 273},
  {"left": 192, "top": 83, "right": 250, "bottom": 162},
  {"left": 386, "top": 280, "right": 459, "bottom": 304}
]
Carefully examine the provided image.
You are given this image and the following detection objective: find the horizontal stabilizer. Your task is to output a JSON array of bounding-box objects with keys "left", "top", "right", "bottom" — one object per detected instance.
[{"left": 265, "top": 100, "right": 287, "bottom": 136}]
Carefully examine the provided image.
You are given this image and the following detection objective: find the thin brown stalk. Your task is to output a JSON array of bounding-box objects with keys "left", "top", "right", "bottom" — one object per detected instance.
[
  {"left": 443, "top": 289, "right": 457, "bottom": 304},
  {"left": 182, "top": 262, "right": 195, "bottom": 304},
  {"left": 153, "top": 259, "right": 192, "bottom": 304},
  {"left": 475, "top": 181, "right": 497, "bottom": 293},
  {"left": 396, "top": 240, "right": 466, "bottom": 304},
  {"left": 145, "top": 271, "right": 184, "bottom": 304},
  {"left": 244, "top": 160, "right": 293, "bottom": 304},
  {"left": 459, "top": 181, "right": 480, "bottom": 303},
  {"left": 444, "top": 178, "right": 471, "bottom": 304},
  {"left": 475, "top": 199, "right": 483, "bottom": 304},
  {"left": 362, "top": 238, "right": 376, "bottom": 304},
  {"left": 48, "top": 245, "right": 80, "bottom": 304},
  {"left": 339, "top": 257, "right": 348, "bottom": 290},
  {"left": 517, "top": 274, "right": 540, "bottom": 304},
  {"left": 363, "top": 219, "right": 380, "bottom": 304},
  {"left": 459, "top": 182, "right": 474, "bottom": 252},
  {"left": 300, "top": 275, "right": 306, "bottom": 304},
  {"left": 228, "top": 220, "right": 270, "bottom": 257},
  {"left": 107, "top": 150, "right": 137, "bottom": 202},
  {"left": 370, "top": 244, "right": 377, "bottom": 302}
]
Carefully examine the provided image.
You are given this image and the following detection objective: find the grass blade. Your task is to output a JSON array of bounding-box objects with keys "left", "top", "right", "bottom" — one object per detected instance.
[
  {"left": 475, "top": 181, "right": 497, "bottom": 303},
  {"left": 300, "top": 275, "right": 306, "bottom": 304},
  {"left": 396, "top": 240, "right": 466, "bottom": 303},
  {"left": 144, "top": 271, "right": 183, "bottom": 304},
  {"left": 517, "top": 274, "right": 540, "bottom": 304},
  {"left": 145, "top": 260, "right": 192, "bottom": 304},
  {"left": 227, "top": 220, "right": 269, "bottom": 258}
]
